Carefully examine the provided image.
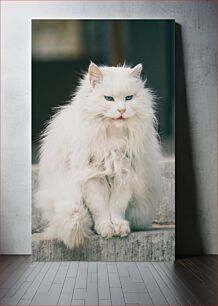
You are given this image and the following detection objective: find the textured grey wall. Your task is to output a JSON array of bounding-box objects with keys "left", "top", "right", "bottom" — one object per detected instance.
[{"left": 2, "top": 1, "right": 216, "bottom": 254}]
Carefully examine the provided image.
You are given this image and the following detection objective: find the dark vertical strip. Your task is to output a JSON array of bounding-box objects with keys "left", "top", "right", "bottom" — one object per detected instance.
[{"left": 175, "top": 24, "right": 205, "bottom": 256}]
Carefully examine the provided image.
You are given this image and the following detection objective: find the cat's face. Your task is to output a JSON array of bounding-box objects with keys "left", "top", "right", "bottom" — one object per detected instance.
[{"left": 86, "top": 63, "right": 146, "bottom": 127}]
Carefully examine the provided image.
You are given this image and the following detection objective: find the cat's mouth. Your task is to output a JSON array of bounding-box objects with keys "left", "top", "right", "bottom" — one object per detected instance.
[{"left": 113, "top": 116, "right": 125, "bottom": 120}]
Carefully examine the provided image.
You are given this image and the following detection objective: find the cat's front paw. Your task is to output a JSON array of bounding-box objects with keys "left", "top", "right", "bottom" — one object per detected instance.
[
  {"left": 95, "top": 221, "right": 114, "bottom": 239},
  {"left": 113, "top": 220, "right": 131, "bottom": 237}
]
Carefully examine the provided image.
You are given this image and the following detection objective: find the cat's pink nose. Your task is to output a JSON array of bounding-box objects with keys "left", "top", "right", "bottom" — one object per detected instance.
[{"left": 117, "top": 108, "right": 126, "bottom": 115}]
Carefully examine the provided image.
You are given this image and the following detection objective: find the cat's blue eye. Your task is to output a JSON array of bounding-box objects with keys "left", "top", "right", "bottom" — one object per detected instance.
[
  {"left": 125, "top": 95, "right": 133, "bottom": 101},
  {"left": 104, "top": 96, "right": 114, "bottom": 101}
]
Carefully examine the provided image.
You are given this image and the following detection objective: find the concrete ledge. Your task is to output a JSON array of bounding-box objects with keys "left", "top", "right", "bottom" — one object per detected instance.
[{"left": 32, "top": 226, "right": 175, "bottom": 261}]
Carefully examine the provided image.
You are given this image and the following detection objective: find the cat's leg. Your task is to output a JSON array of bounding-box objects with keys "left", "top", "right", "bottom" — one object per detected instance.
[
  {"left": 84, "top": 178, "right": 114, "bottom": 238},
  {"left": 109, "top": 184, "right": 132, "bottom": 237},
  {"left": 126, "top": 160, "right": 161, "bottom": 230},
  {"left": 126, "top": 193, "right": 156, "bottom": 230}
]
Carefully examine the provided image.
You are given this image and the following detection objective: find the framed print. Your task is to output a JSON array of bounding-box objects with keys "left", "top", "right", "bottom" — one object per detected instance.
[{"left": 31, "top": 19, "right": 175, "bottom": 261}]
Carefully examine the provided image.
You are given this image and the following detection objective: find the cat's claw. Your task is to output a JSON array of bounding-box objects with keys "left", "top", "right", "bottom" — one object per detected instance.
[
  {"left": 113, "top": 220, "right": 131, "bottom": 237},
  {"left": 95, "top": 221, "right": 114, "bottom": 239}
]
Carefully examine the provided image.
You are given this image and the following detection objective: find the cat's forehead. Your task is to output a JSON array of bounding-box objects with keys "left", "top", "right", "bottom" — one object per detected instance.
[
  {"left": 101, "top": 66, "right": 131, "bottom": 78},
  {"left": 99, "top": 66, "right": 141, "bottom": 95}
]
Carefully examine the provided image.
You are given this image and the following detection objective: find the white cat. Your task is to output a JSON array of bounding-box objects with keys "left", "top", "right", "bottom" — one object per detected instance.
[{"left": 34, "top": 62, "right": 161, "bottom": 248}]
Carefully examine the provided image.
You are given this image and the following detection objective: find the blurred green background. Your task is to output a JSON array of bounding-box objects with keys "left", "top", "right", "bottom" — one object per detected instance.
[{"left": 32, "top": 20, "right": 175, "bottom": 163}]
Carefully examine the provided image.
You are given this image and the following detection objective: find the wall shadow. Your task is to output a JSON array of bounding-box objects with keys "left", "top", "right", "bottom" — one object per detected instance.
[{"left": 175, "top": 24, "right": 205, "bottom": 257}]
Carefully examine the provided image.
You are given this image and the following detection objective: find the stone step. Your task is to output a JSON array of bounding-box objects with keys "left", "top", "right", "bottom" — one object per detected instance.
[
  {"left": 32, "top": 159, "right": 175, "bottom": 261},
  {"left": 32, "top": 225, "right": 175, "bottom": 261}
]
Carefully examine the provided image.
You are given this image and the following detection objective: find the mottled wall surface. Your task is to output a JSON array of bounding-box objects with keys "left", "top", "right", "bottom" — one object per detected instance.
[{"left": 2, "top": 1, "right": 216, "bottom": 254}]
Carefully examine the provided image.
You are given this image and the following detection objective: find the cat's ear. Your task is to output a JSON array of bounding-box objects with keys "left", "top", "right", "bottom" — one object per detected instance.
[
  {"left": 88, "top": 62, "right": 103, "bottom": 87},
  {"left": 130, "top": 63, "right": 143, "bottom": 79}
]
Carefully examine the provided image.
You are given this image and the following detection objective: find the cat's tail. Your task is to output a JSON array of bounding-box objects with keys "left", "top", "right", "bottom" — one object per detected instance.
[
  {"left": 34, "top": 191, "right": 93, "bottom": 249},
  {"left": 55, "top": 203, "right": 93, "bottom": 248}
]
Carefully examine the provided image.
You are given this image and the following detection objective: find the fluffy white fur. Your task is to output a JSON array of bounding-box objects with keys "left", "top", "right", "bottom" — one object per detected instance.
[{"left": 34, "top": 62, "right": 161, "bottom": 248}]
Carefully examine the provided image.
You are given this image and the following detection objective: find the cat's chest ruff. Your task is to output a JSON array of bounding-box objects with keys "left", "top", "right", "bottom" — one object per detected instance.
[
  {"left": 89, "top": 128, "right": 134, "bottom": 178},
  {"left": 90, "top": 142, "right": 132, "bottom": 179}
]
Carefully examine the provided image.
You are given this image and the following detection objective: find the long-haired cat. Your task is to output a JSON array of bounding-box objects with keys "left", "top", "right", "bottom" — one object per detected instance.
[{"left": 34, "top": 62, "right": 161, "bottom": 248}]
